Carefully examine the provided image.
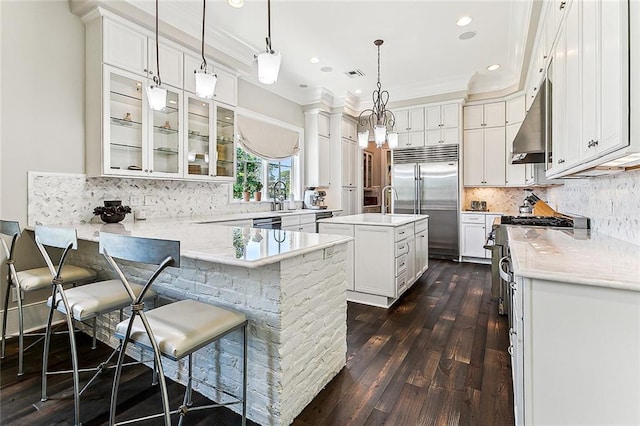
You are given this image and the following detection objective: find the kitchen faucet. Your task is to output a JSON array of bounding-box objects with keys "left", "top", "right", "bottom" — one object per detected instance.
[
  {"left": 381, "top": 185, "right": 398, "bottom": 216},
  {"left": 272, "top": 180, "right": 287, "bottom": 211}
]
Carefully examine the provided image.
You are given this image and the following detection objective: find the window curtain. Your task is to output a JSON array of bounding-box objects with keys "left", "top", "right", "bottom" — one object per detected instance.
[{"left": 237, "top": 115, "right": 300, "bottom": 160}]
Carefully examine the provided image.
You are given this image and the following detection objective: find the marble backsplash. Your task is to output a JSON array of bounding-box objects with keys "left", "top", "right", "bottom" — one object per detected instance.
[
  {"left": 546, "top": 169, "right": 640, "bottom": 245},
  {"left": 463, "top": 187, "right": 548, "bottom": 215},
  {"left": 27, "top": 172, "right": 272, "bottom": 226}
]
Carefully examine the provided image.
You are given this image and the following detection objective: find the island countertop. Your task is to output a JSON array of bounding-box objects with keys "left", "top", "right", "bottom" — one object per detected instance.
[
  {"left": 65, "top": 220, "right": 351, "bottom": 268},
  {"left": 317, "top": 213, "right": 428, "bottom": 227},
  {"left": 508, "top": 226, "right": 640, "bottom": 291}
]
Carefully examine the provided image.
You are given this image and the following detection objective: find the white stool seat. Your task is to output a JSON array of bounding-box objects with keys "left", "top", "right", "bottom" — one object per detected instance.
[
  {"left": 18, "top": 265, "right": 96, "bottom": 291},
  {"left": 48, "top": 279, "right": 157, "bottom": 321},
  {"left": 115, "top": 299, "right": 246, "bottom": 360}
]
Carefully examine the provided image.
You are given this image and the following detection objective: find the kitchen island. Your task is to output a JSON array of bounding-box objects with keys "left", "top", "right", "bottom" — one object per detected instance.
[
  {"left": 318, "top": 213, "right": 429, "bottom": 308},
  {"left": 62, "top": 219, "right": 351, "bottom": 426},
  {"left": 506, "top": 226, "right": 640, "bottom": 426}
]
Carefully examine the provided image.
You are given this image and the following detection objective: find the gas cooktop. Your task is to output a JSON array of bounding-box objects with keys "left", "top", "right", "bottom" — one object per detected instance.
[{"left": 500, "top": 215, "right": 589, "bottom": 229}]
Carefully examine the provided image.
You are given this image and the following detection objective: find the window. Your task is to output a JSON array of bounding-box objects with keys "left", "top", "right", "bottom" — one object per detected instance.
[{"left": 233, "top": 146, "right": 294, "bottom": 200}]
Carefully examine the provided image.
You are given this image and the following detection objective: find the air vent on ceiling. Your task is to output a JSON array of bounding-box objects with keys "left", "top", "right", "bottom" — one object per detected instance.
[{"left": 345, "top": 69, "right": 365, "bottom": 78}]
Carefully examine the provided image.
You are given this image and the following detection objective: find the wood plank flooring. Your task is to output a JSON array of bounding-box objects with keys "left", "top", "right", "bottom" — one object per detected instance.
[{"left": 0, "top": 260, "right": 513, "bottom": 425}]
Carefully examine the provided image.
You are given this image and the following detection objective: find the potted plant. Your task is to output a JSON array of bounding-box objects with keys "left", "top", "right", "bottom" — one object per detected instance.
[
  {"left": 253, "top": 181, "right": 263, "bottom": 202},
  {"left": 242, "top": 182, "right": 251, "bottom": 202}
]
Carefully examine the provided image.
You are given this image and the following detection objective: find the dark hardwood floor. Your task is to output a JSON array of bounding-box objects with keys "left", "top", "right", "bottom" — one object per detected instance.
[{"left": 0, "top": 260, "right": 513, "bottom": 425}]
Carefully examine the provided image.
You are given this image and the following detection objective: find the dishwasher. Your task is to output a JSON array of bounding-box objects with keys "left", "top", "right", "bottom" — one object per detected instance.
[{"left": 252, "top": 216, "right": 282, "bottom": 229}]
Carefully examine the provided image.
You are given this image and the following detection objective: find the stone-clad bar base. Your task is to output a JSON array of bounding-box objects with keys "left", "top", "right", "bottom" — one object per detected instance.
[{"left": 68, "top": 239, "right": 348, "bottom": 426}]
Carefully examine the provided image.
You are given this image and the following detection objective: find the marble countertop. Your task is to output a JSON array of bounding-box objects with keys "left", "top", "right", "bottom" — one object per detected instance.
[
  {"left": 508, "top": 226, "right": 640, "bottom": 291},
  {"left": 66, "top": 220, "right": 352, "bottom": 269},
  {"left": 182, "top": 208, "right": 342, "bottom": 224},
  {"left": 317, "top": 213, "right": 428, "bottom": 227}
]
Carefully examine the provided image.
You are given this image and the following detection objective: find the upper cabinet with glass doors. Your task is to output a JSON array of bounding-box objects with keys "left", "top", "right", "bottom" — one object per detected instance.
[
  {"left": 83, "top": 10, "right": 237, "bottom": 180},
  {"left": 184, "top": 96, "right": 236, "bottom": 181}
]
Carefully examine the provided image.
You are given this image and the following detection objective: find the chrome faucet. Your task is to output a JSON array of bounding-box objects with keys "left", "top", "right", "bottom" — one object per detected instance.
[
  {"left": 272, "top": 180, "right": 287, "bottom": 211},
  {"left": 382, "top": 185, "right": 398, "bottom": 215}
]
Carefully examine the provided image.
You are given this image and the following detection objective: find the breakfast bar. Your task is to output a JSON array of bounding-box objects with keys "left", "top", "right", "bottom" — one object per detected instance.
[{"left": 62, "top": 220, "right": 351, "bottom": 426}]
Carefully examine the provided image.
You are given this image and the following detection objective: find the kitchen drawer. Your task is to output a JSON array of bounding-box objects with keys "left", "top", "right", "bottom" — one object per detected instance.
[
  {"left": 396, "top": 271, "right": 408, "bottom": 297},
  {"left": 299, "top": 214, "right": 316, "bottom": 224},
  {"left": 396, "top": 253, "right": 408, "bottom": 277},
  {"left": 280, "top": 215, "right": 300, "bottom": 228},
  {"left": 395, "top": 224, "right": 412, "bottom": 241},
  {"left": 461, "top": 213, "right": 485, "bottom": 224},
  {"left": 395, "top": 240, "right": 410, "bottom": 257},
  {"left": 414, "top": 219, "right": 428, "bottom": 233}
]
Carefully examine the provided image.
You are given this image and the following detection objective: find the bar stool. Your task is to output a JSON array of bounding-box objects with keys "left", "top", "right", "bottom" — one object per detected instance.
[
  {"left": 99, "top": 232, "right": 248, "bottom": 426},
  {"left": 0, "top": 220, "right": 96, "bottom": 376},
  {"left": 36, "top": 225, "right": 157, "bottom": 426}
]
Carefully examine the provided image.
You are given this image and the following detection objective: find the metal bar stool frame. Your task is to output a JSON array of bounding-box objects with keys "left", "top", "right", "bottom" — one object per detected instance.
[
  {"left": 100, "top": 232, "right": 247, "bottom": 426},
  {"left": 36, "top": 226, "right": 154, "bottom": 426},
  {"left": 1, "top": 221, "right": 96, "bottom": 376}
]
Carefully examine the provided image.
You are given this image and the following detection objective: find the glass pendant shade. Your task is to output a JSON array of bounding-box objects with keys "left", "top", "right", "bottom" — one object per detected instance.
[
  {"left": 195, "top": 69, "right": 217, "bottom": 99},
  {"left": 257, "top": 51, "right": 282, "bottom": 84},
  {"left": 387, "top": 132, "right": 399, "bottom": 149},
  {"left": 358, "top": 131, "right": 369, "bottom": 149},
  {"left": 374, "top": 125, "right": 387, "bottom": 147},
  {"left": 146, "top": 85, "right": 167, "bottom": 110}
]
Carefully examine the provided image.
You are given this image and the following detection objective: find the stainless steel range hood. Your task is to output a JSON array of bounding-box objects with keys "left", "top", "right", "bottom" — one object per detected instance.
[{"left": 511, "top": 80, "right": 547, "bottom": 164}]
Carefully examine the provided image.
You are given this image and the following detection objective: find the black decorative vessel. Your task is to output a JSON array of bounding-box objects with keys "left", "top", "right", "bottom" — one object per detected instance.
[{"left": 93, "top": 200, "right": 131, "bottom": 224}]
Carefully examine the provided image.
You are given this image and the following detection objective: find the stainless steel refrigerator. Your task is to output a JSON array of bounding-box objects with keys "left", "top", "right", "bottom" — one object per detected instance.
[{"left": 392, "top": 145, "right": 459, "bottom": 260}]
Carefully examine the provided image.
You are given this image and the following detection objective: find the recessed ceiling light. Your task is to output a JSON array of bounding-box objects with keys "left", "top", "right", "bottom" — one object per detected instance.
[
  {"left": 228, "top": 0, "right": 244, "bottom": 8},
  {"left": 487, "top": 64, "right": 501, "bottom": 71},
  {"left": 354, "top": 89, "right": 362, "bottom": 94},
  {"left": 458, "top": 31, "right": 476, "bottom": 40},
  {"left": 320, "top": 67, "right": 333, "bottom": 73},
  {"left": 168, "top": 100, "right": 177, "bottom": 104},
  {"left": 457, "top": 16, "right": 472, "bottom": 26},
  {"left": 309, "top": 57, "right": 320, "bottom": 64},
  {"left": 202, "top": 103, "right": 207, "bottom": 106},
  {"left": 225, "top": 116, "right": 232, "bottom": 120}
]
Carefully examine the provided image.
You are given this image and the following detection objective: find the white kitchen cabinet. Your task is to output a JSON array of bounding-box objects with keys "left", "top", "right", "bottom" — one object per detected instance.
[
  {"left": 317, "top": 223, "right": 354, "bottom": 291},
  {"left": 463, "top": 127, "right": 506, "bottom": 186},
  {"left": 505, "top": 95, "right": 526, "bottom": 125},
  {"left": 98, "top": 66, "right": 183, "bottom": 178},
  {"left": 282, "top": 213, "right": 316, "bottom": 232},
  {"left": 426, "top": 127, "right": 459, "bottom": 146},
  {"left": 397, "top": 131, "right": 425, "bottom": 148},
  {"left": 505, "top": 123, "right": 526, "bottom": 186},
  {"left": 341, "top": 187, "right": 358, "bottom": 216},
  {"left": 341, "top": 139, "right": 358, "bottom": 187},
  {"left": 463, "top": 102, "right": 505, "bottom": 129},
  {"left": 103, "top": 18, "right": 183, "bottom": 89},
  {"left": 461, "top": 213, "right": 500, "bottom": 260},
  {"left": 425, "top": 103, "right": 459, "bottom": 130},
  {"left": 355, "top": 225, "right": 396, "bottom": 297},
  {"left": 415, "top": 228, "right": 428, "bottom": 276},
  {"left": 405, "top": 234, "right": 416, "bottom": 288},
  {"left": 183, "top": 53, "right": 237, "bottom": 106},
  {"left": 395, "top": 107, "right": 424, "bottom": 132},
  {"left": 341, "top": 117, "right": 357, "bottom": 141},
  {"left": 184, "top": 96, "right": 235, "bottom": 180},
  {"left": 305, "top": 111, "right": 332, "bottom": 187}
]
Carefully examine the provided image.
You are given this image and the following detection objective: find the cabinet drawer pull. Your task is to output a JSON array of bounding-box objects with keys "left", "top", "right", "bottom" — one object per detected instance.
[{"left": 560, "top": 1, "right": 566, "bottom": 10}]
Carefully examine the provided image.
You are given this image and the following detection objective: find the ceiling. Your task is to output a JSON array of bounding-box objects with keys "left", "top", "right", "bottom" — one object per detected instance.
[{"left": 117, "top": 0, "right": 534, "bottom": 108}]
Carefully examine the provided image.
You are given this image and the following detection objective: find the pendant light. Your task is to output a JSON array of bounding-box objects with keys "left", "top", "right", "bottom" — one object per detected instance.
[
  {"left": 256, "top": 0, "right": 282, "bottom": 85},
  {"left": 357, "top": 39, "right": 397, "bottom": 149},
  {"left": 146, "top": 0, "right": 167, "bottom": 110},
  {"left": 195, "top": 0, "right": 217, "bottom": 99}
]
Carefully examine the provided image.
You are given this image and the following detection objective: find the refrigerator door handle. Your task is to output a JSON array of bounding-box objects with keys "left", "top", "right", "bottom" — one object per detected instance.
[
  {"left": 416, "top": 164, "right": 423, "bottom": 214},
  {"left": 414, "top": 165, "right": 419, "bottom": 214}
]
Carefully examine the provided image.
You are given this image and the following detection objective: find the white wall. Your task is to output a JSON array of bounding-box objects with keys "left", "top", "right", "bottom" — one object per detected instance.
[
  {"left": 1, "top": 0, "right": 86, "bottom": 225},
  {"left": 238, "top": 80, "right": 305, "bottom": 128}
]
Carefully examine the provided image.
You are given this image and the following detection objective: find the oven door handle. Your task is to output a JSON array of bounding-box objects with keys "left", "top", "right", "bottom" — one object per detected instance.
[{"left": 499, "top": 256, "right": 513, "bottom": 282}]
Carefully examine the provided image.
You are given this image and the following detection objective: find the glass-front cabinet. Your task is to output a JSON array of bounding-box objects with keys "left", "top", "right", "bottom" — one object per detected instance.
[
  {"left": 104, "top": 66, "right": 183, "bottom": 178},
  {"left": 215, "top": 105, "right": 235, "bottom": 179},
  {"left": 185, "top": 96, "right": 236, "bottom": 180}
]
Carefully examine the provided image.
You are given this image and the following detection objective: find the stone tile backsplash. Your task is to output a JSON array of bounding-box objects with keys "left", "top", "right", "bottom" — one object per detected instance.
[
  {"left": 546, "top": 169, "right": 640, "bottom": 245},
  {"left": 463, "top": 187, "right": 548, "bottom": 215},
  {"left": 27, "top": 172, "right": 272, "bottom": 226}
]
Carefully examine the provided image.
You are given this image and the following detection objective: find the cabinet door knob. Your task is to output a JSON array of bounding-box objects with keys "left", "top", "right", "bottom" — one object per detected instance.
[
  {"left": 149, "top": 71, "right": 154, "bottom": 75},
  {"left": 560, "top": 1, "right": 567, "bottom": 10},
  {"left": 143, "top": 68, "right": 148, "bottom": 73}
]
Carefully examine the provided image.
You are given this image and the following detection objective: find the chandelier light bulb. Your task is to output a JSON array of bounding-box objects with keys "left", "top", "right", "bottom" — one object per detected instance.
[
  {"left": 257, "top": 51, "right": 282, "bottom": 84},
  {"left": 387, "top": 132, "right": 399, "bottom": 149},
  {"left": 358, "top": 131, "right": 369, "bottom": 149}
]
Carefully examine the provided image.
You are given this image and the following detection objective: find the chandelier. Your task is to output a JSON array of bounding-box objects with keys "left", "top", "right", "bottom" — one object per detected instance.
[{"left": 357, "top": 39, "right": 398, "bottom": 149}]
